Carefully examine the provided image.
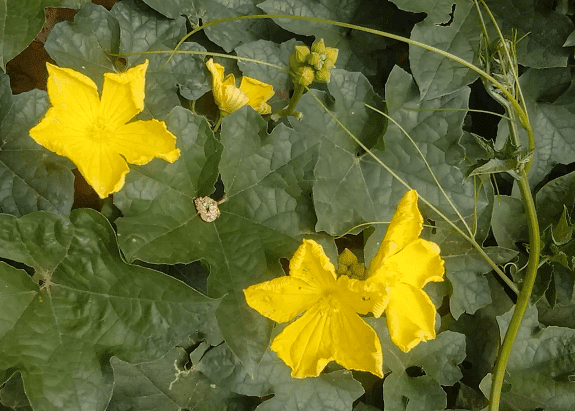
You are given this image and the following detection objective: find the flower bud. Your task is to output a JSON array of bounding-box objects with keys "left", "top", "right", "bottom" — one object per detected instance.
[
  {"left": 314, "top": 68, "right": 331, "bottom": 83},
  {"left": 311, "top": 38, "right": 326, "bottom": 54},
  {"left": 338, "top": 248, "right": 358, "bottom": 267},
  {"left": 350, "top": 262, "right": 366, "bottom": 280},
  {"left": 294, "top": 45, "right": 311, "bottom": 63},
  {"left": 296, "top": 66, "right": 315, "bottom": 86},
  {"left": 306, "top": 52, "right": 321, "bottom": 67},
  {"left": 324, "top": 48, "right": 339, "bottom": 69}
]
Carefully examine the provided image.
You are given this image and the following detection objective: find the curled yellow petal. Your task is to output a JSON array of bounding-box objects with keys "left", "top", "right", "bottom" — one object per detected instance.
[
  {"left": 368, "top": 190, "right": 423, "bottom": 275},
  {"left": 385, "top": 282, "right": 437, "bottom": 352}
]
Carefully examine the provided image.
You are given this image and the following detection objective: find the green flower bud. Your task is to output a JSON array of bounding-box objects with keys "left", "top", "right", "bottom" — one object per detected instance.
[
  {"left": 338, "top": 248, "right": 357, "bottom": 267},
  {"left": 294, "top": 45, "right": 310, "bottom": 63},
  {"left": 324, "top": 48, "right": 338, "bottom": 69},
  {"left": 306, "top": 52, "right": 321, "bottom": 67},
  {"left": 314, "top": 68, "right": 331, "bottom": 83},
  {"left": 350, "top": 262, "right": 366, "bottom": 280},
  {"left": 311, "top": 38, "right": 326, "bottom": 54},
  {"left": 296, "top": 66, "right": 315, "bottom": 86}
]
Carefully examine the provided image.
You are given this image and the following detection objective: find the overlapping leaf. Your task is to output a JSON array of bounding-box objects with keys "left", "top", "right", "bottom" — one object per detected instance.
[
  {"left": 407, "top": 0, "right": 481, "bottom": 100},
  {"left": 302, "top": 66, "right": 480, "bottom": 237},
  {"left": 484, "top": 306, "right": 575, "bottom": 410},
  {"left": 196, "top": 343, "right": 364, "bottom": 411},
  {"left": 108, "top": 347, "right": 250, "bottom": 411},
  {"left": 0, "top": 209, "right": 219, "bottom": 411},
  {"left": 497, "top": 68, "right": 575, "bottom": 189},
  {"left": 0, "top": 71, "right": 74, "bottom": 217},
  {"left": 0, "top": 0, "right": 89, "bottom": 69},
  {"left": 114, "top": 106, "right": 318, "bottom": 373},
  {"left": 484, "top": 0, "right": 574, "bottom": 68}
]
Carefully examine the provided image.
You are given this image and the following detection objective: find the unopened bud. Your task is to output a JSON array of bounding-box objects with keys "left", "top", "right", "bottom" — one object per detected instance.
[
  {"left": 306, "top": 52, "right": 321, "bottom": 67},
  {"left": 296, "top": 66, "right": 315, "bottom": 86},
  {"left": 311, "top": 38, "right": 326, "bottom": 54},
  {"left": 294, "top": 45, "right": 310, "bottom": 63},
  {"left": 338, "top": 248, "right": 358, "bottom": 267},
  {"left": 314, "top": 68, "right": 331, "bottom": 83}
]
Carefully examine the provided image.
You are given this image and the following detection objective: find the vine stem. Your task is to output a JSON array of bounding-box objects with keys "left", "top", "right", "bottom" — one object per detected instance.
[{"left": 488, "top": 168, "right": 540, "bottom": 411}]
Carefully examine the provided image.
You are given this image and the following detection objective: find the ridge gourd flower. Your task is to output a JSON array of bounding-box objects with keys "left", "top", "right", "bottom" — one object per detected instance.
[
  {"left": 367, "top": 190, "right": 445, "bottom": 352},
  {"left": 244, "top": 239, "right": 389, "bottom": 379},
  {"left": 29, "top": 60, "right": 180, "bottom": 199},
  {"left": 206, "top": 58, "right": 274, "bottom": 116}
]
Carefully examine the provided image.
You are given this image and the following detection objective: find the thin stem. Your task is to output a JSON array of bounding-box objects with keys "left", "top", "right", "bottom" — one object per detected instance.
[
  {"left": 488, "top": 168, "right": 540, "bottom": 411},
  {"left": 308, "top": 89, "right": 519, "bottom": 295}
]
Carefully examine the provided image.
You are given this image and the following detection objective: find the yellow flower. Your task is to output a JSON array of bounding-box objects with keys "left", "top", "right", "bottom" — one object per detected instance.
[
  {"left": 367, "top": 190, "right": 445, "bottom": 352},
  {"left": 29, "top": 60, "right": 180, "bottom": 199},
  {"left": 244, "top": 239, "right": 389, "bottom": 379},
  {"left": 206, "top": 58, "right": 274, "bottom": 115}
]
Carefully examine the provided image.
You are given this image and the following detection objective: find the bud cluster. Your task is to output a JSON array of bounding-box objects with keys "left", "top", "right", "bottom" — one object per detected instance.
[
  {"left": 337, "top": 248, "right": 366, "bottom": 280},
  {"left": 289, "top": 39, "right": 339, "bottom": 87}
]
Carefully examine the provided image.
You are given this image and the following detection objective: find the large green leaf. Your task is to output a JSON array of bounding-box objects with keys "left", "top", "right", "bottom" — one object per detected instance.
[
  {"left": 483, "top": 306, "right": 575, "bottom": 410},
  {"left": 0, "top": 71, "right": 74, "bottom": 217},
  {"left": 197, "top": 343, "right": 364, "bottom": 411},
  {"left": 108, "top": 347, "right": 251, "bottom": 411},
  {"left": 408, "top": 0, "right": 481, "bottom": 100},
  {"left": 484, "top": 0, "right": 574, "bottom": 68},
  {"left": 368, "top": 318, "right": 466, "bottom": 386},
  {"left": 497, "top": 68, "right": 575, "bottom": 188},
  {"left": 181, "top": 0, "right": 272, "bottom": 53},
  {"left": 444, "top": 247, "right": 518, "bottom": 319},
  {"left": 390, "top": 0, "right": 457, "bottom": 25},
  {"left": 0, "top": 0, "right": 89, "bottom": 69},
  {"left": 114, "top": 106, "right": 318, "bottom": 373},
  {"left": 306, "top": 66, "right": 479, "bottom": 236},
  {"left": 0, "top": 209, "right": 219, "bottom": 411},
  {"left": 536, "top": 170, "right": 575, "bottom": 233},
  {"left": 382, "top": 373, "right": 447, "bottom": 411},
  {"left": 235, "top": 39, "right": 295, "bottom": 112},
  {"left": 44, "top": 2, "right": 120, "bottom": 88}
]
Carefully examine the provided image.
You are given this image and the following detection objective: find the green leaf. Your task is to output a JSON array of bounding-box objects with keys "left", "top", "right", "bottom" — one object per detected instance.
[
  {"left": 0, "top": 72, "right": 74, "bottom": 217},
  {"left": 445, "top": 247, "right": 518, "bottom": 319},
  {"left": 0, "top": 0, "right": 89, "bottom": 69},
  {"left": 490, "top": 306, "right": 575, "bottom": 410},
  {"left": 409, "top": 0, "right": 481, "bottom": 100},
  {"left": 484, "top": 0, "right": 574, "bottom": 68},
  {"left": 235, "top": 39, "right": 296, "bottom": 112},
  {"left": 382, "top": 373, "right": 447, "bottom": 411},
  {"left": 114, "top": 106, "right": 317, "bottom": 373},
  {"left": 368, "top": 318, "right": 466, "bottom": 387},
  {"left": 498, "top": 68, "right": 575, "bottom": 188},
  {"left": 536, "top": 170, "right": 575, "bottom": 234},
  {"left": 111, "top": 0, "right": 186, "bottom": 67},
  {"left": 390, "top": 0, "right": 457, "bottom": 25},
  {"left": 44, "top": 2, "right": 120, "bottom": 87},
  {"left": 307, "top": 65, "right": 480, "bottom": 237},
  {"left": 491, "top": 195, "right": 528, "bottom": 250},
  {"left": 0, "top": 373, "right": 31, "bottom": 411},
  {"left": 197, "top": 344, "right": 364, "bottom": 411},
  {"left": 139, "top": 0, "right": 194, "bottom": 19},
  {"left": 108, "top": 347, "right": 250, "bottom": 411},
  {"left": 187, "top": 0, "right": 272, "bottom": 53},
  {"left": 0, "top": 209, "right": 219, "bottom": 411}
]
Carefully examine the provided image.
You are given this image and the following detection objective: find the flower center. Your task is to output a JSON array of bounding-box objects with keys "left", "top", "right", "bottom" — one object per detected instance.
[{"left": 89, "top": 117, "right": 114, "bottom": 141}]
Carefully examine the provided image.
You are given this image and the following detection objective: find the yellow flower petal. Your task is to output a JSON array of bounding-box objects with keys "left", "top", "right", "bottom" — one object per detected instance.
[
  {"left": 288, "top": 239, "right": 337, "bottom": 289},
  {"left": 329, "top": 304, "right": 383, "bottom": 378},
  {"left": 99, "top": 60, "right": 147, "bottom": 126},
  {"left": 240, "top": 76, "right": 275, "bottom": 115},
  {"left": 44, "top": 63, "right": 100, "bottom": 128},
  {"left": 206, "top": 58, "right": 274, "bottom": 115},
  {"left": 222, "top": 84, "right": 249, "bottom": 114},
  {"left": 378, "top": 239, "right": 444, "bottom": 289},
  {"left": 385, "top": 282, "right": 437, "bottom": 352},
  {"left": 112, "top": 120, "right": 181, "bottom": 165},
  {"left": 271, "top": 305, "right": 334, "bottom": 378},
  {"left": 336, "top": 275, "right": 389, "bottom": 317},
  {"left": 244, "top": 276, "right": 321, "bottom": 323},
  {"left": 368, "top": 190, "right": 423, "bottom": 275},
  {"left": 29, "top": 60, "right": 180, "bottom": 199}
]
